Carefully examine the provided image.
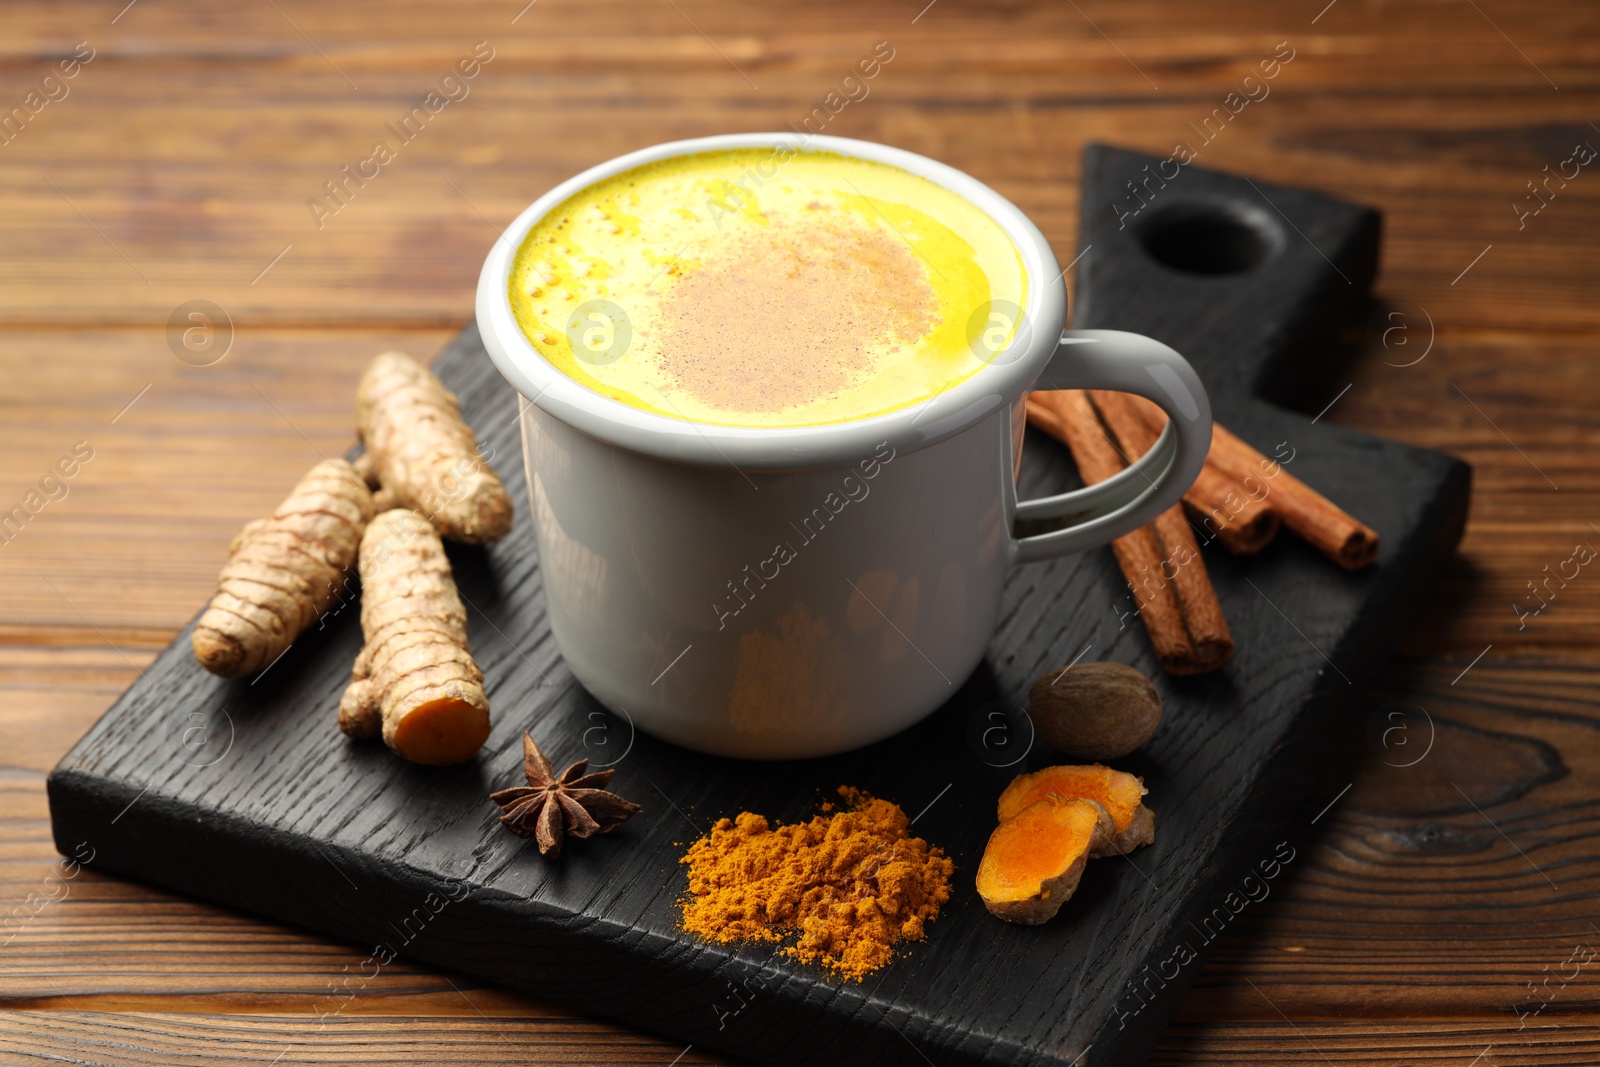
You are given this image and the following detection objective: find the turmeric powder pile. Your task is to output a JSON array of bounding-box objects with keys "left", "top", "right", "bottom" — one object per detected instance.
[{"left": 678, "top": 787, "right": 952, "bottom": 981}]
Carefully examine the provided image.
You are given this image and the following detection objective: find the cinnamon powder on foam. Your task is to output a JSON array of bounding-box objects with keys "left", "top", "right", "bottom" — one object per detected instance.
[
  {"left": 678, "top": 786, "right": 953, "bottom": 981},
  {"left": 650, "top": 210, "right": 939, "bottom": 416}
]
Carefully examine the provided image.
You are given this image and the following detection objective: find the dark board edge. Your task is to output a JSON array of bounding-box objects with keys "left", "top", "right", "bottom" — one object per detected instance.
[
  {"left": 1091, "top": 455, "right": 1471, "bottom": 1066},
  {"left": 46, "top": 760, "right": 1056, "bottom": 1067},
  {"left": 1070, "top": 145, "right": 1468, "bottom": 1063}
]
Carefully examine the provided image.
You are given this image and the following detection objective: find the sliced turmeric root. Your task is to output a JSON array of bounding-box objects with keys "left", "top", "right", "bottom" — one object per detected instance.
[
  {"left": 387, "top": 695, "right": 491, "bottom": 766},
  {"left": 998, "top": 764, "right": 1155, "bottom": 858},
  {"left": 976, "top": 795, "right": 1114, "bottom": 925}
]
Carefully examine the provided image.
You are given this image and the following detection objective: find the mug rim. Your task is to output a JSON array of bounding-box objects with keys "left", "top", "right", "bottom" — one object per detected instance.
[{"left": 475, "top": 133, "right": 1067, "bottom": 470}]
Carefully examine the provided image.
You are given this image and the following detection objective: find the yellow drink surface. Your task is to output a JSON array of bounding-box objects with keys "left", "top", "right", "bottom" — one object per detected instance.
[{"left": 508, "top": 147, "right": 1028, "bottom": 429}]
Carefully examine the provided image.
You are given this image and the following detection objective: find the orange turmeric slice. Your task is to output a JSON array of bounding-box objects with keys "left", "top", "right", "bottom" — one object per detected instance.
[
  {"left": 997, "top": 764, "right": 1155, "bottom": 858},
  {"left": 975, "top": 795, "right": 1113, "bottom": 924}
]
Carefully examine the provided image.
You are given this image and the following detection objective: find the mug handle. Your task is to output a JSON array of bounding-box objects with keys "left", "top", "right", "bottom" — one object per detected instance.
[{"left": 1012, "top": 329, "right": 1212, "bottom": 564}]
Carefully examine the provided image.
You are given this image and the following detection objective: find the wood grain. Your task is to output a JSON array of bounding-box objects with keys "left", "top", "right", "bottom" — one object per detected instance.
[
  {"left": 2, "top": 0, "right": 1597, "bottom": 1063},
  {"left": 0, "top": 1012, "right": 724, "bottom": 1065}
]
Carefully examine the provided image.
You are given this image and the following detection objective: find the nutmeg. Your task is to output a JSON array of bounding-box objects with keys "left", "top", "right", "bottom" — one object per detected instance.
[{"left": 1027, "top": 661, "right": 1162, "bottom": 759}]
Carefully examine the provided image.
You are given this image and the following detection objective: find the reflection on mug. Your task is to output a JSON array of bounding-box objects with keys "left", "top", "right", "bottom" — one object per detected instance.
[
  {"left": 530, "top": 471, "right": 610, "bottom": 633},
  {"left": 846, "top": 567, "right": 921, "bottom": 665},
  {"left": 728, "top": 602, "right": 849, "bottom": 738}
]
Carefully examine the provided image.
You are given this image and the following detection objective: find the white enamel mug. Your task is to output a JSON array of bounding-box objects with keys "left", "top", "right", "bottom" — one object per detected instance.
[{"left": 477, "top": 133, "right": 1211, "bottom": 759}]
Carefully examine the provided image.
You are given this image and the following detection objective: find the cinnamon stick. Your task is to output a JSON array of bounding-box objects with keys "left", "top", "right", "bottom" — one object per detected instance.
[
  {"left": 1088, "top": 390, "right": 1234, "bottom": 668},
  {"left": 1120, "top": 396, "right": 1379, "bottom": 570},
  {"left": 1026, "top": 391, "right": 1228, "bottom": 675},
  {"left": 1204, "top": 422, "right": 1379, "bottom": 569},
  {"left": 1113, "top": 396, "right": 1376, "bottom": 572},
  {"left": 1118, "top": 394, "right": 1279, "bottom": 554}
]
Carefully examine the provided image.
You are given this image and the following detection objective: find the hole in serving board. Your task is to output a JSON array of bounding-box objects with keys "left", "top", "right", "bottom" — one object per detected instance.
[{"left": 1136, "top": 201, "right": 1284, "bottom": 275}]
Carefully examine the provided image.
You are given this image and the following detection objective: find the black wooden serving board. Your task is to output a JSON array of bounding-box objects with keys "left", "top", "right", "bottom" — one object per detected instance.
[{"left": 49, "top": 146, "right": 1470, "bottom": 1067}]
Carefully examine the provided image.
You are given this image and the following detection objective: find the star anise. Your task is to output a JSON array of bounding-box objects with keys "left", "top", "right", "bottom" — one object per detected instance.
[{"left": 489, "top": 733, "right": 641, "bottom": 857}]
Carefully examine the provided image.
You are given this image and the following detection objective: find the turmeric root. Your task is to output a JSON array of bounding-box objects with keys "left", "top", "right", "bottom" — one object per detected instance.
[
  {"left": 998, "top": 764, "right": 1155, "bottom": 858},
  {"left": 338, "top": 508, "right": 492, "bottom": 765},
  {"left": 976, "top": 795, "right": 1114, "bottom": 925},
  {"left": 350, "top": 450, "right": 399, "bottom": 512},
  {"left": 192, "top": 459, "right": 374, "bottom": 678},
  {"left": 355, "top": 352, "right": 513, "bottom": 544}
]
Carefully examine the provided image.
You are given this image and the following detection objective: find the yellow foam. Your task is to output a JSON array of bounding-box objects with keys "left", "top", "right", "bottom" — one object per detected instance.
[{"left": 509, "top": 147, "right": 1027, "bottom": 429}]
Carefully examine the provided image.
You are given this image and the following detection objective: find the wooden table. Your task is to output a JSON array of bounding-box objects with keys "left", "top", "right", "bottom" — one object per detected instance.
[{"left": 2, "top": 1, "right": 1596, "bottom": 1062}]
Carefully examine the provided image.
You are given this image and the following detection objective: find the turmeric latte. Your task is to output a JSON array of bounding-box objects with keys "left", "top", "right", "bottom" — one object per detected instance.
[{"left": 509, "top": 147, "right": 1028, "bottom": 428}]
